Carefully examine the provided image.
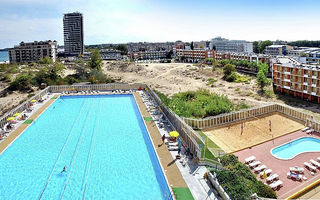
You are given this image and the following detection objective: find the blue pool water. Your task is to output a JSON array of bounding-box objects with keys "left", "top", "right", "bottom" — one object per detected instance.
[
  {"left": 271, "top": 137, "right": 320, "bottom": 159},
  {"left": 0, "top": 95, "right": 172, "bottom": 199}
]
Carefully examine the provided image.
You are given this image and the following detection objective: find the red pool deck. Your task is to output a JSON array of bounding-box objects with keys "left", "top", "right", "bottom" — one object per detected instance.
[{"left": 234, "top": 130, "right": 320, "bottom": 199}]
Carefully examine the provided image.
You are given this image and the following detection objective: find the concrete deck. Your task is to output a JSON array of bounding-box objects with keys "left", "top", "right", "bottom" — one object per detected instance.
[
  {"left": 134, "top": 92, "right": 188, "bottom": 188},
  {"left": 0, "top": 94, "right": 58, "bottom": 154}
]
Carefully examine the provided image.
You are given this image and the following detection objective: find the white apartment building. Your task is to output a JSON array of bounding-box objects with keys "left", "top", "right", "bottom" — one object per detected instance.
[
  {"left": 9, "top": 40, "right": 57, "bottom": 63},
  {"left": 209, "top": 37, "right": 253, "bottom": 53}
]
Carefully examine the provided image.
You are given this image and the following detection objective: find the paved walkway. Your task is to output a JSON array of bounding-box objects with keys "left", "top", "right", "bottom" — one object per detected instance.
[
  {"left": 0, "top": 94, "right": 58, "bottom": 154},
  {"left": 134, "top": 92, "right": 187, "bottom": 188}
]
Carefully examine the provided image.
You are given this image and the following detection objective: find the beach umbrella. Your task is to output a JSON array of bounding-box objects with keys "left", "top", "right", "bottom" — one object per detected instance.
[
  {"left": 169, "top": 131, "right": 179, "bottom": 138},
  {"left": 7, "top": 117, "right": 14, "bottom": 121},
  {"left": 10, "top": 120, "right": 17, "bottom": 123},
  {"left": 13, "top": 112, "right": 21, "bottom": 117},
  {"left": 30, "top": 99, "right": 36, "bottom": 103}
]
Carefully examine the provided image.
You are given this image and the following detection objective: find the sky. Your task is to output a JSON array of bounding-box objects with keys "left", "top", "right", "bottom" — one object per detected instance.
[{"left": 0, "top": 0, "right": 319, "bottom": 48}]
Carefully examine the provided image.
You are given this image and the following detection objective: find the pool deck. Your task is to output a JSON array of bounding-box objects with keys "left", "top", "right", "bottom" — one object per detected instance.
[
  {"left": 0, "top": 94, "right": 59, "bottom": 154},
  {"left": 234, "top": 130, "right": 320, "bottom": 199},
  {"left": 134, "top": 93, "right": 187, "bottom": 188}
]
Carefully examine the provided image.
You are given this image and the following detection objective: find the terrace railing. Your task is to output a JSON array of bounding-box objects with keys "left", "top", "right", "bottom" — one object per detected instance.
[{"left": 0, "top": 86, "right": 50, "bottom": 129}]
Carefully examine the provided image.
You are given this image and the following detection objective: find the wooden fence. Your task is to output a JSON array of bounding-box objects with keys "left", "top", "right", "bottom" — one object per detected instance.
[{"left": 182, "top": 103, "right": 313, "bottom": 130}]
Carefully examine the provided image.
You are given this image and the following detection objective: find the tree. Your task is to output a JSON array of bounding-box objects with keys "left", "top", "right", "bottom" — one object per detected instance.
[
  {"left": 257, "top": 63, "right": 270, "bottom": 92},
  {"left": 253, "top": 41, "right": 259, "bottom": 53},
  {"left": 116, "top": 44, "right": 128, "bottom": 55},
  {"left": 38, "top": 56, "right": 53, "bottom": 65},
  {"left": 190, "top": 41, "right": 194, "bottom": 50},
  {"left": 258, "top": 40, "right": 273, "bottom": 53},
  {"left": 88, "top": 49, "right": 102, "bottom": 70},
  {"left": 9, "top": 74, "right": 32, "bottom": 91},
  {"left": 223, "top": 64, "right": 236, "bottom": 77}
]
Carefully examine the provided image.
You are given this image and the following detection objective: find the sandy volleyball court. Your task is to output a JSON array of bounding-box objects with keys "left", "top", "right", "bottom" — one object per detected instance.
[{"left": 203, "top": 113, "right": 304, "bottom": 153}]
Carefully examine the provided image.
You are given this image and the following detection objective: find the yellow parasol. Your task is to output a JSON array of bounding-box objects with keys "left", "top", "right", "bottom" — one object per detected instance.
[
  {"left": 7, "top": 117, "right": 14, "bottom": 121},
  {"left": 30, "top": 99, "right": 37, "bottom": 103},
  {"left": 169, "top": 131, "right": 179, "bottom": 138},
  {"left": 13, "top": 113, "right": 21, "bottom": 117}
]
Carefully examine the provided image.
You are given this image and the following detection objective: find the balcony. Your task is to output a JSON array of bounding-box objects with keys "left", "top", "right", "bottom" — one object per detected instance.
[
  {"left": 312, "top": 76, "right": 317, "bottom": 79},
  {"left": 312, "top": 84, "right": 317, "bottom": 87},
  {"left": 284, "top": 79, "right": 291, "bottom": 82},
  {"left": 303, "top": 74, "right": 309, "bottom": 77},
  {"left": 284, "top": 86, "right": 290, "bottom": 90},
  {"left": 311, "top": 92, "right": 316, "bottom": 96},
  {"left": 303, "top": 90, "right": 308, "bottom": 94},
  {"left": 284, "top": 71, "right": 291, "bottom": 75},
  {"left": 303, "top": 82, "right": 308, "bottom": 86}
]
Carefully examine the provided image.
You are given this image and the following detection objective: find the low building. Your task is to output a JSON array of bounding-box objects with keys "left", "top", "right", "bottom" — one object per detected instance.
[
  {"left": 176, "top": 49, "right": 215, "bottom": 62},
  {"left": 209, "top": 37, "right": 253, "bottom": 53},
  {"left": 272, "top": 57, "right": 320, "bottom": 103},
  {"left": 129, "top": 50, "right": 169, "bottom": 60},
  {"left": 288, "top": 47, "right": 320, "bottom": 64},
  {"left": 100, "top": 49, "right": 122, "bottom": 60},
  {"left": 9, "top": 40, "right": 57, "bottom": 63},
  {"left": 265, "top": 45, "right": 293, "bottom": 56},
  {"left": 215, "top": 52, "right": 271, "bottom": 65}
]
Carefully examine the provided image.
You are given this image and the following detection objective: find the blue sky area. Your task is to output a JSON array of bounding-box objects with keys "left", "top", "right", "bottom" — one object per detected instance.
[{"left": 0, "top": 0, "right": 319, "bottom": 48}]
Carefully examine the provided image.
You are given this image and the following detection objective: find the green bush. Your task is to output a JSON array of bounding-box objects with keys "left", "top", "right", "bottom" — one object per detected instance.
[
  {"left": 212, "top": 154, "right": 277, "bottom": 199},
  {"left": 156, "top": 89, "right": 234, "bottom": 118},
  {"left": 9, "top": 74, "right": 32, "bottom": 91},
  {"left": 38, "top": 56, "right": 53, "bottom": 65}
]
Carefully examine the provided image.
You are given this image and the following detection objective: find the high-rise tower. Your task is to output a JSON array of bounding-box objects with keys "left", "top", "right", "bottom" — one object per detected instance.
[{"left": 63, "top": 12, "right": 84, "bottom": 56}]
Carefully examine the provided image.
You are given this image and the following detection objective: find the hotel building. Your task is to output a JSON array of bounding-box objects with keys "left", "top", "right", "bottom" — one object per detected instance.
[
  {"left": 129, "top": 50, "right": 168, "bottom": 60},
  {"left": 272, "top": 57, "right": 320, "bottom": 103},
  {"left": 9, "top": 40, "right": 57, "bottom": 63},
  {"left": 63, "top": 12, "right": 84, "bottom": 56},
  {"left": 176, "top": 49, "right": 215, "bottom": 62}
]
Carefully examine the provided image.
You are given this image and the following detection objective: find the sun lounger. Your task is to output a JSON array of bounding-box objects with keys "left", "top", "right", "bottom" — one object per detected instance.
[
  {"left": 168, "top": 146, "right": 178, "bottom": 151},
  {"left": 266, "top": 174, "right": 279, "bottom": 182},
  {"left": 254, "top": 165, "right": 266, "bottom": 172},
  {"left": 306, "top": 129, "right": 314, "bottom": 134},
  {"left": 287, "top": 172, "right": 302, "bottom": 180},
  {"left": 167, "top": 142, "right": 178, "bottom": 146},
  {"left": 310, "top": 159, "right": 320, "bottom": 168},
  {"left": 317, "top": 157, "right": 320, "bottom": 162},
  {"left": 301, "top": 127, "right": 310, "bottom": 132},
  {"left": 304, "top": 162, "right": 317, "bottom": 171},
  {"left": 290, "top": 166, "right": 304, "bottom": 173},
  {"left": 270, "top": 180, "right": 283, "bottom": 190},
  {"left": 249, "top": 161, "right": 261, "bottom": 168},
  {"left": 260, "top": 169, "right": 272, "bottom": 177},
  {"left": 245, "top": 156, "right": 256, "bottom": 163}
]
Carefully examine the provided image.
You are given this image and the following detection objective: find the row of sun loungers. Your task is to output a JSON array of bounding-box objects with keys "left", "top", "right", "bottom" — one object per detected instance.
[
  {"left": 301, "top": 127, "right": 317, "bottom": 134},
  {"left": 304, "top": 158, "right": 320, "bottom": 172},
  {"left": 245, "top": 156, "right": 282, "bottom": 190}
]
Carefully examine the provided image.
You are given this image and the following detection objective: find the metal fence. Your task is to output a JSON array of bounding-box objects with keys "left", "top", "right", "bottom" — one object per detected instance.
[{"left": 0, "top": 87, "right": 50, "bottom": 129}]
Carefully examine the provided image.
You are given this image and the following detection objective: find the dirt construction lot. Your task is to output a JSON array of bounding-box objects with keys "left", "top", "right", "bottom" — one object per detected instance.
[{"left": 203, "top": 113, "right": 304, "bottom": 153}]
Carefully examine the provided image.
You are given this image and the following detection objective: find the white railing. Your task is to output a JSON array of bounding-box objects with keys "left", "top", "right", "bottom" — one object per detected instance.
[{"left": 0, "top": 87, "right": 50, "bottom": 128}]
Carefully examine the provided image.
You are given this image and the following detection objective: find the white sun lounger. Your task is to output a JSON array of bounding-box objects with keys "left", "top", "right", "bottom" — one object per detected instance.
[
  {"left": 168, "top": 146, "right": 178, "bottom": 151},
  {"left": 304, "top": 162, "right": 317, "bottom": 171},
  {"left": 310, "top": 159, "right": 320, "bottom": 168},
  {"left": 270, "top": 180, "right": 283, "bottom": 190},
  {"left": 167, "top": 142, "right": 178, "bottom": 146},
  {"left": 266, "top": 174, "right": 279, "bottom": 182},
  {"left": 260, "top": 169, "right": 272, "bottom": 177},
  {"left": 301, "top": 127, "right": 310, "bottom": 132},
  {"left": 290, "top": 166, "right": 304, "bottom": 173},
  {"left": 287, "top": 172, "right": 302, "bottom": 180},
  {"left": 249, "top": 161, "right": 261, "bottom": 168},
  {"left": 254, "top": 165, "right": 266, "bottom": 172},
  {"left": 306, "top": 129, "right": 314, "bottom": 134},
  {"left": 245, "top": 156, "right": 256, "bottom": 163}
]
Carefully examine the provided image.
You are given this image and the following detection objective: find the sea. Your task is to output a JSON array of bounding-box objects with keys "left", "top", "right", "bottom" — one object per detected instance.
[{"left": 0, "top": 51, "right": 9, "bottom": 62}]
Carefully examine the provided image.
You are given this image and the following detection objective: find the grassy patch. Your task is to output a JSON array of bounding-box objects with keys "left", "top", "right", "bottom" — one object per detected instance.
[
  {"left": 143, "top": 117, "right": 154, "bottom": 122},
  {"left": 51, "top": 97, "right": 58, "bottom": 99},
  {"left": 172, "top": 188, "right": 194, "bottom": 200},
  {"left": 207, "top": 77, "right": 217, "bottom": 87},
  {"left": 23, "top": 119, "right": 33, "bottom": 124},
  {"left": 196, "top": 130, "right": 221, "bottom": 160}
]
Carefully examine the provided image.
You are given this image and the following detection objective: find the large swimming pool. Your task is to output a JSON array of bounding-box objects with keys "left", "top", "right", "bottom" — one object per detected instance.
[
  {"left": 271, "top": 137, "right": 320, "bottom": 160},
  {"left": 0, "top": 95, "right": 172, "bottom": 199}
]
